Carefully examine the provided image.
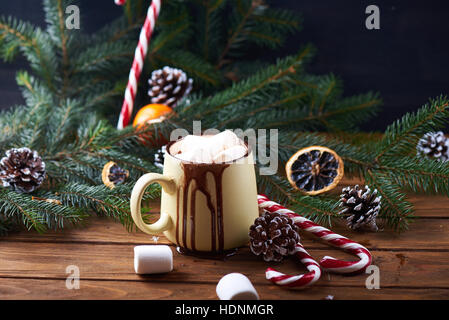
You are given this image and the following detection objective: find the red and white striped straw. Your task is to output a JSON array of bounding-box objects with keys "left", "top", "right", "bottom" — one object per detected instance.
[
  {"left": 257, "top": 194, "right": 372, "bottom": 274},
  {"left": 265, "top": 243, "right": 321, "bottom": 288},
  {"left": 116, "top": 0, "right": 162, "bottom": 129},
  {"left": 114, "top": 0, "right": 126, "bottom": 5}
]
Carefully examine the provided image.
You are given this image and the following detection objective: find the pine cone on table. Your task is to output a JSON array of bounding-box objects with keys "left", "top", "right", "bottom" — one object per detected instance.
[
  {"left": 148, "top": 66, "right": 193, "bottom": 108},
  {"left": 0, "top": 147, "right": 46, "bottom": 193},
  {"left": 338, "top": 185, "right": 381, "bottom": 232},
  {"left": 417, "top": 131, "right": 449, "bottom": 161},
  {"left": 249, "top": 211, "right": 301, "bottom": 262}
]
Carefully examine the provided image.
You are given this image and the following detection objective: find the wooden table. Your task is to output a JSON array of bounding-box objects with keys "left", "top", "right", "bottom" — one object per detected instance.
[{"left": 1, "top": 192, "right": 448, "bottom": 300}]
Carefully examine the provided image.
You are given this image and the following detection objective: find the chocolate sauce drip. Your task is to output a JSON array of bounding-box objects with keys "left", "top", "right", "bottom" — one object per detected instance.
[
  {"left": 179, "top": 162, "right": 229, "bottom": 252},
  {"left": 182, "top": 185, "right": 188, "bottom": 249},
  {"left": 175, "top": 189, "right": 180, "bottom": 246},
  {"left": 190, "top": 188, "right": 196, "bottom": 250}
]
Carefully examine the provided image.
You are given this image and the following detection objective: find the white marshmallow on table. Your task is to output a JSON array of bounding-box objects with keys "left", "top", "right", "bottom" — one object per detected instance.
[
  {"left": 216, "top": 273, "right": 259, "bottom": 300},
  {"left": 134, "top": 245, "right": 173, "bottom": 274}
]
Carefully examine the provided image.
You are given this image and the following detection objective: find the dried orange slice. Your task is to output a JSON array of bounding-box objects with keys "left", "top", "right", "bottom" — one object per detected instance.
[
  {"left": 285, "top": 146, "right": 344, "bottom": 195},
  {"left": 102, "top": 161, "right": 129, "bottom": 189}
]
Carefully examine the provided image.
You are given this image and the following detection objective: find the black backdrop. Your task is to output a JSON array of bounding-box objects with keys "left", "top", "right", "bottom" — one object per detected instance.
[{"left": 1, "top": 0, "right": 448, "bottom": 130}]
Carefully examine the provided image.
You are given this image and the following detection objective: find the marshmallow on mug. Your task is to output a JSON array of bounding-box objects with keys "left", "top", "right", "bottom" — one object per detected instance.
[
  {"left": 213, "top": 145, "right": 247, "bottom": 163},
  {"left": 216, "top": 273, "right": 259, "bottom": 300},
  {"left": 170, "top": 130, "right": 246, "bottom": 164},
  {"left": 134, "top": 245, "right": 173, "bottom": 274},
  {"left": 207, "top": 130, "right": 244, "bottom": 156}
]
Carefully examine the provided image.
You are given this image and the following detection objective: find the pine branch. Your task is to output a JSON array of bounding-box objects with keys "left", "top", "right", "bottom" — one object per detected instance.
[
  {"left": 43, "top": 0, "right": 72, "bottom": 95},
  {"left": 180, "top": 47, "right": 314, "bottom": 119},
  {"left": 216, "top": 1, "right": 300, "bottom": 68},
  {"left": 0, "top": 188, "right": 87, "bottom": 233},
  {"left": 217, "top": 0, "right": 256, "bottom": 67},
  {"left": 72, "top": 41, "right": 134, "bottom": 75},
  {"left": 364, "top": 171, "right": 413, "bottom": 231},
  {"left": 379, "top": 156, "right": 449, "bottom": 195},
  {"left": 57, "top": 183, "right": 160, "bottom": 231},
  {"left": 260, "top": 87, "right": 381, "bottom": 131},
  {"left": 375, "top": 96, "right": 449, "bottom": 160},
  {"left": 153, "top": 50, "right": 221, "bottom": 88},
  {"left": 195, "top": 0, "right": 225, "bottom": 61},
  {"left": 0, "top": 16, "right": 58, "bottom": 91},
  {"left": 149, "top": 20, "right": 190, "bottom": 55}
]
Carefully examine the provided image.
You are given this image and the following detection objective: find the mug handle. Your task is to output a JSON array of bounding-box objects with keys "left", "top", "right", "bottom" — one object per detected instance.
[{"left": 130, "top": 173, "right": 176, "bottom": 235}]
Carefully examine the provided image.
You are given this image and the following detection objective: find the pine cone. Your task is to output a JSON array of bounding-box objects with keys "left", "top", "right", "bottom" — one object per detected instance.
[
  {"left": 0, "top": 147, "right": 46, "bottom": 193},
  {"left": 417, "top": 131, "right": 449, "bottom": 161},
  {"left": 148, "top": 66, "right": 193, "bottom": 108},
  {"left": 338, "top": 185, "right": 381, "bottom": 232},
  {"left": 249, "top": 211, "right": 301, "bottom": 262}
]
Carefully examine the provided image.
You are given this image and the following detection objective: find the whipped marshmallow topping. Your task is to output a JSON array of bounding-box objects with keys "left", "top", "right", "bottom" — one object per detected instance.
[{"left": 169, "top": 131, "right": 247, "bottom": 164}]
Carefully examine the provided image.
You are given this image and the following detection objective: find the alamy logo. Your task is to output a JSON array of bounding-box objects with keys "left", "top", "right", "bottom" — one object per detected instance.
[
  {"left": 65, "top": 5, "right": 80, "bottom": 30},
  {"left": 365, "top": 265, "right": 380, "bottom": 289},
  {"left": 66, "top": 265, "right": 80, "bottom": 289},
  {"left": 365, "top": 5, "right": 380, "bottom": 30}
]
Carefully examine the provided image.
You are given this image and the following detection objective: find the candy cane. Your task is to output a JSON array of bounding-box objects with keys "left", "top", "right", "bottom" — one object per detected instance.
[
  {"left": 265, "top": 243, "right": 321, "bottom": 288},
  {"left": 114, "top": 0, "right": 126, "bottom": 5},
  {"left": 116, "top": 0, "right": 162, "bottom": 129},
  {"left": 257, "top": 194, "right": 372, "bottom": 274}
]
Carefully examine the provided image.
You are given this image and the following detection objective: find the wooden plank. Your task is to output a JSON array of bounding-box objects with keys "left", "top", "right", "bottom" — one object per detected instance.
[
  {"left": 406, "top": 195, "right": 449, "bottom": 217},
  {"left": 0, "top": 277, "right": 448, "bottom": 300},
  {"left": 2, "top": 217, "right": 163, "bottom": 245},
  {"left": 4, "top": 216, "right": 448, "bottom": 251},
  {"left": 0, "top": 242, "right": 448, "bottom": 288}
]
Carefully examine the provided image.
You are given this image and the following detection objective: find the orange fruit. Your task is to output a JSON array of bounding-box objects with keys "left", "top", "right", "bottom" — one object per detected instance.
[
  {"left": 133, "top": 103, "right": 173, "bottom": 127},
  {"left": 285, "top": 146, "right": 344, "bottom": 195},
  {"left": 133, "top": 104, "right": 173, "bottom": 147}
]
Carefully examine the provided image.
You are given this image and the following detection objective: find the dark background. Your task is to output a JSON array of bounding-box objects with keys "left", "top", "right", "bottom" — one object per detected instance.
[{"left": 1, "top": 0, "right": 448, "bottom": 131}]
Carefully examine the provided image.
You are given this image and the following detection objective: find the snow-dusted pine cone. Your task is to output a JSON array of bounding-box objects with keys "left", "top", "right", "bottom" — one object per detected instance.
[
  {"left": 0, "top": 147, "right": 46, "bottom": 193},
  {"left": 148, "top": 66, "right": 193, "bottom": 108},
  {"left": 249, "top": 211, "right": 301, "bottom": 262},
  {"left": 417, "top": 131, "right": 449, "bottom": 161},
  {"left": 338, "top": 185, "right": 381, "bottom": 232}
]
